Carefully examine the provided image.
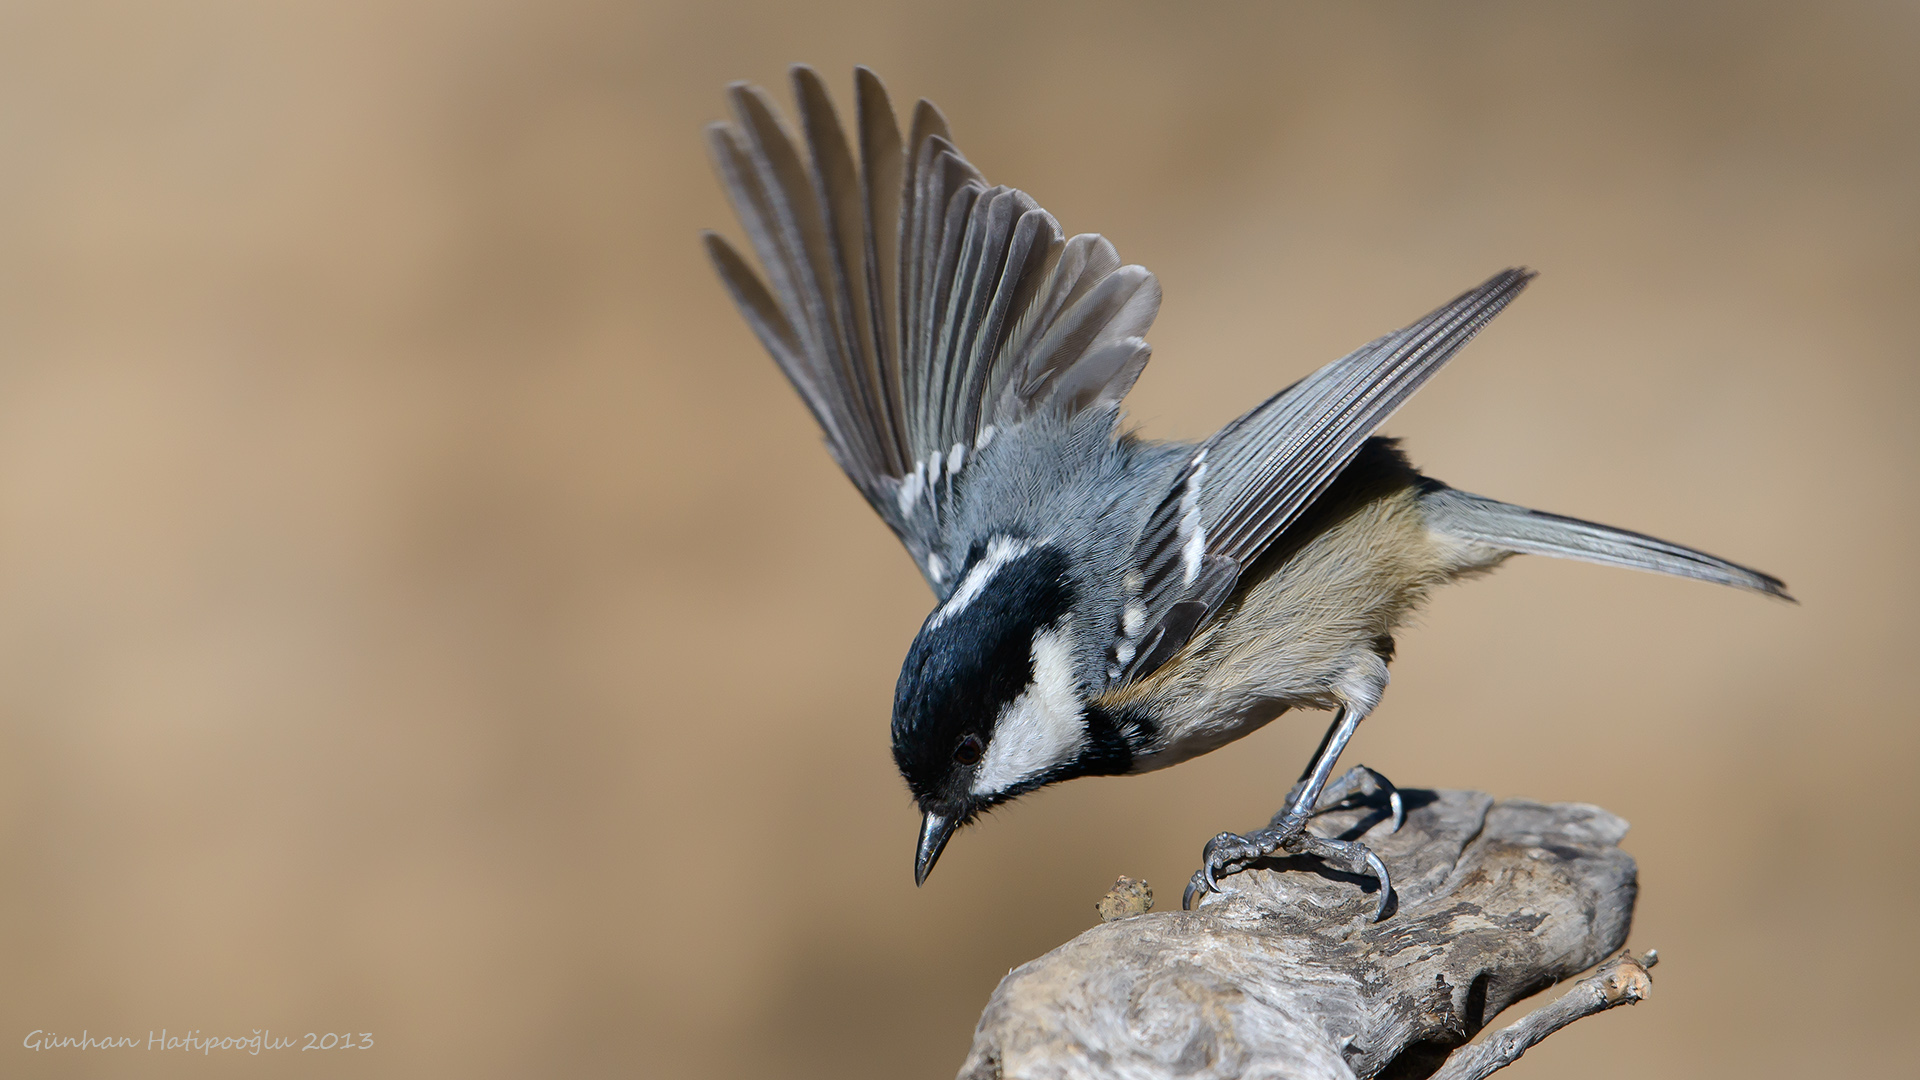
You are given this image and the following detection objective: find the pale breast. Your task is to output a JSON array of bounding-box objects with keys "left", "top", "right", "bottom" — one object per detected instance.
[{"left": 1104, "top": 484, "right": 1458, "bottom": 774}]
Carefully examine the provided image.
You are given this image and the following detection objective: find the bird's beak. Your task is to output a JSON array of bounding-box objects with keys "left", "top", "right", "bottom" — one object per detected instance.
[{"left": 914, "top": 810, "right": 958, "bottom": 886}]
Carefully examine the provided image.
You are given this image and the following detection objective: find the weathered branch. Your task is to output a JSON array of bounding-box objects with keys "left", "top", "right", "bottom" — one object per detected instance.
[
  {"left": 958, "top": 790, "right": 1647, "bottom": 1080},
  {"left": 1428, "top": 950, "right": 1656, "bottom": 1080}
]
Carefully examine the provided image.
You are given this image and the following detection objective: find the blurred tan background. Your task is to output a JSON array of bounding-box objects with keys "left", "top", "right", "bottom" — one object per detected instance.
[{"left": 0, "top": 1, "right": 1914, "bottom": 1077}]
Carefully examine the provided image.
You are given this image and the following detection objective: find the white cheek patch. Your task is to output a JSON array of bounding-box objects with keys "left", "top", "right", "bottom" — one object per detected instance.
[{"left": 972, "top": 625, "right": 1086, "bottom": 795}]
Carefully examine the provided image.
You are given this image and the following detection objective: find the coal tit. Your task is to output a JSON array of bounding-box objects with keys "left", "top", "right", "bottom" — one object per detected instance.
[{"left": 702, "top": 67, "right": 1789, "bottom": 917}]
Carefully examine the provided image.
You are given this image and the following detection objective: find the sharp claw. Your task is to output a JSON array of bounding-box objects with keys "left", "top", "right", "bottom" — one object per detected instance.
[
  {"left": 1199, "top": 831, "right": 1241, "bottom": 895},
  {"left": 1187, "top": 819, "right": 1394, "bottom": 918},
  {"left": 1194, "top": 767, "right": 1402, "bottom": 919},
  {"left": 1361, "top": 847, "right": 1393, "bottom": 921}
]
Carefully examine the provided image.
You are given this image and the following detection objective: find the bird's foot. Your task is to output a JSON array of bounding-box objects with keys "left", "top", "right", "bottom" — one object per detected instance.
[
  {"left": 1181, "top": 820, "right": 1394, "bottom": 919},
  {"left": 1181, "top": 765, "right": 1401, "bottom": 919}
]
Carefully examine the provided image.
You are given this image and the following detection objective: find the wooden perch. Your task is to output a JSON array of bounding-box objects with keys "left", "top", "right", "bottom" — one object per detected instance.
[{"left": 958, "top": 790, "right": 1647, "bottom": 1080}]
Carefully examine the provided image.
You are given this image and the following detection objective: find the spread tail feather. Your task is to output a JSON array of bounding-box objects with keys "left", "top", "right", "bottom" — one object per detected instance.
[{"left": 1421, "top": 486, "right": 1792, "bottom": 600}]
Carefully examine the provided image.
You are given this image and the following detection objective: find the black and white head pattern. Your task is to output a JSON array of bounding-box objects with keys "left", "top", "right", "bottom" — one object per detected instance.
[{"left": 891, "top": 536, "right": 1107, "bottom": 824}]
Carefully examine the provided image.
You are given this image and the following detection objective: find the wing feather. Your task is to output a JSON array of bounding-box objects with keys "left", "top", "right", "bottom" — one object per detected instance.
[
  {"left": 1205, "top": 268, "right": 1534, "bottom": 567},
  {"left": 1117, "top": 269, "right": 1533, "bottom": 681},
  {"left": 705, "top": 67, "right": 1162, "bottom": 589},
  {"left": 794, "top": 68, "right": 896, "bottom": 476},
  {"left": 855, "top": 68, "right": 909, "bottom": 473}
]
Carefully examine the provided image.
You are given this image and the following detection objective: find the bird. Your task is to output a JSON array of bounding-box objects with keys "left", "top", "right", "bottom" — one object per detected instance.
[{"left": 700, "top": 66, "right": 1789, "bottom": 919}]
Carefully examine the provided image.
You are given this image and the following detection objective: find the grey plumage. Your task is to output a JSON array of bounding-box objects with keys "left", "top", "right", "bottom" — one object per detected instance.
[
  {"left": 704, "top": 67, "right": 1156, "bottom": 594},
  {"left": 702, "top": 67, "right": 1789, "bottom": 904},
  {"left": 1420, "top": 486, "right": 1789, "bottom": 597},
  {"left": 1122, "top": 270, "right": 1534, "bottom": 680}
]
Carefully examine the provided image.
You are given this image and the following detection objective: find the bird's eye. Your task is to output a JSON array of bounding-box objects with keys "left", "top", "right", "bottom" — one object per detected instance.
[{"left": 954, "top": 735, "right": 984, "bottom": 766}]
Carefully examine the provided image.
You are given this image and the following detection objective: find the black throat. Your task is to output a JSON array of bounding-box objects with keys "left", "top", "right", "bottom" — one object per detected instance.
[{"left": 1074, "top": 701, "right": 1146, "bottom": 778}]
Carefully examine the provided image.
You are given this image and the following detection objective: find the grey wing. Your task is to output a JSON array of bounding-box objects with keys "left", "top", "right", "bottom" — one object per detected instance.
[
  {"left": 1117, "top": 269, "right": 1534, "bottom": 680},
  {"left": 703, "top": 66, "right": 1162, "bottom": 596}
]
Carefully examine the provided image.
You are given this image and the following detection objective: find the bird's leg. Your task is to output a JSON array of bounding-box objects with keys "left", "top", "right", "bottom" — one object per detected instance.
[
  {"left": 1281, "top": 764, "right": 1404, "bottom": 833},
  {"left": 1183, "top": 706, "right": 1396, "bottom": 919}
]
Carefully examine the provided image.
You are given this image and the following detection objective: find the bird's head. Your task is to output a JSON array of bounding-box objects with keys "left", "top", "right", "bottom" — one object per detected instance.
[{"left": 892, "top": 535, "right": 1128, "bottom": 885}]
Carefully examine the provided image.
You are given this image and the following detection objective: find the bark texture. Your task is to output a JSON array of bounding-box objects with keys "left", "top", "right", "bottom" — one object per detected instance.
[{"left": 958, "top": 790, "right": 1645, "bottom": 1080}]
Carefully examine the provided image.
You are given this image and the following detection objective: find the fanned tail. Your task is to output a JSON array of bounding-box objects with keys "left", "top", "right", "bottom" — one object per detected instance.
[{"left": 1421, "top": 486, "right": 1792, "bottom": 600}]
